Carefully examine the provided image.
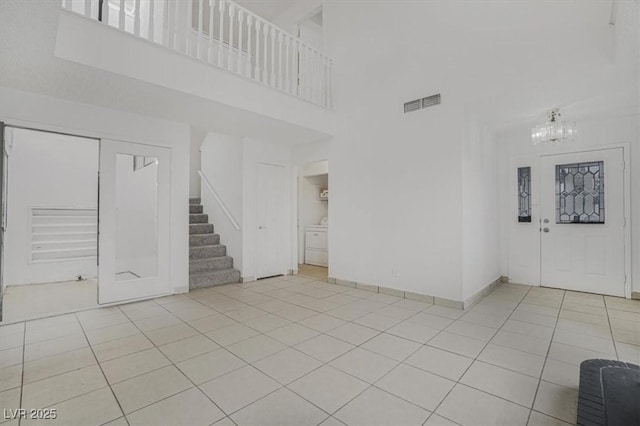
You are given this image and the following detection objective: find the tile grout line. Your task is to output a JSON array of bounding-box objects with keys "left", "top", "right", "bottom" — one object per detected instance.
[
  {"left": 602, "top": 297, "right": 621, "bottom": 361},
  {"left": 116, "top": 304, "right": 231, "bottom": 423},
  {"left": 421, "top": 285, "right": 535, "bottom": 426},
  {"left": 526, "top": 289, "right": 567, "bottom": 426},
  {"left": 128, "top": 282, "right": 525, "bottom": 424},
  {"left": 17, "top": 323, "right": 26, "bottom": 426},
  {"left": 138, "top": 286, "right": 348, "bottom": 424},
  {"left": 5, "top": 276, "right": 636, "bottom": 426},
  {"left": 74, "top": 311, "right": 130, "bottom": 426},
  {"left": 323, "top": 288, "right": 530, "bottom": 423},
  {"left": 244, "top": 287, "right": 584, "bottom": 420},
  {"left": 15, "top": 317, "right": 134, "bottom": 424},
  {"left": 172, "top": 280, "right": 350, "bottom": 420},
  {"left": 171, "top": 279, "right": 434, "bottom": 422}
]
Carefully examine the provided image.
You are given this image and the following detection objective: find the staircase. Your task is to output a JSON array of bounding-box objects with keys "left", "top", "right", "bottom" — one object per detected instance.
[{"left": 189, "top": 197, "right": 240, "bottom": 288}]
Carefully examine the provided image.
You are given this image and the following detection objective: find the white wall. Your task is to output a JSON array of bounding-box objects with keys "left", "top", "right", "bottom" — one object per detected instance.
[
  {"left": 299, "top": 18, "right": 323, "bottom": 51},
  {"left": 321, "top": 1, "right": 465, "bottom": 301},
  {"left": 200, "top": 132, "right": 244, "bottom": 273},
  {"left": 4, "top": 129, "right": 98, "bottom": 286},
  {"left": 497, "top": 114, "right": 639, "bottom": 295},
  {"left": 462, "top": 121, "right": 501, "bottom": 301},
  {"left": 190, "top": 127, "right": 205, "bottom": 197},
  {"left": 292, "top": 140, "right": 330, "bottom": 165},
  {"left": 270, "top": 0, "right": 636, "bottom": 303},
  {"left": 0, "top": 87, "right": 191, "bottom": 294}
]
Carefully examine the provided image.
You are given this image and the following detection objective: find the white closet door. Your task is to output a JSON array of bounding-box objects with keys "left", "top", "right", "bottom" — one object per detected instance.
[{"left": 255, "top": 162, "right": 286, "bottom": 279}]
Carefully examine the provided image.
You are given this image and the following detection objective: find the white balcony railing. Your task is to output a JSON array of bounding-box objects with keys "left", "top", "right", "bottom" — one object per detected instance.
[{"left": 61, "top": 0, "right": 332, "bottom": 108}]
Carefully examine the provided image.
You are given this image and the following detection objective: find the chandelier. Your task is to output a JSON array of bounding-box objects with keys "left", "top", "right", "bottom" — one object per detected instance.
[{"left": 531, "top": 109, "right": 577, "bottom": 144}]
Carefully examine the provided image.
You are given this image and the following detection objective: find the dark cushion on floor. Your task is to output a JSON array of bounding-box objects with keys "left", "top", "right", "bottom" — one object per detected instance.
[{"left": 578, "top": 359, "right": 640, "bottom": 426}]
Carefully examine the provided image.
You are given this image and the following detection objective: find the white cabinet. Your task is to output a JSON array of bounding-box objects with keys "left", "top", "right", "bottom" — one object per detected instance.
[{"left": 305, "top": 225, "right": 328, "bottom": 267}]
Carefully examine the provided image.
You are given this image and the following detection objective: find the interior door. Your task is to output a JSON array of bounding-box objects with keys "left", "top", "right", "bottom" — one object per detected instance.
[
  {"left": 99, "top": 139, "right": 171, "bottom": 304},
  {"left": 540, "top": 148, "right": 626, "bottom": 296},
  {"left": 255, "top": 162, "right": 286, "bottom": 279}
]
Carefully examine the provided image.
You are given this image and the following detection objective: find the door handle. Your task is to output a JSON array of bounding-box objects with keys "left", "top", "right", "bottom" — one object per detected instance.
[
  {"left": 543, "top": 228, "right": 550, "bottom": 233},
  {"left": 258, "top": 225, "right": 267, "bottom": 230}
]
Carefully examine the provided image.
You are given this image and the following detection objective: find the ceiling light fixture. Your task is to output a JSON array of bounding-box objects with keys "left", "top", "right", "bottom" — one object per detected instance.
[{"left": 531, "top": 109, "right": 577, "bottom": 145}]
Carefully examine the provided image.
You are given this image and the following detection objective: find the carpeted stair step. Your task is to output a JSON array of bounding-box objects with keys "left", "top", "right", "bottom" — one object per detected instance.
[
  {"left": 189, "top": 213, "right": 208, "bottom": 224},
  {"left": 189, "top": 244, "right": 226, "bottom": 259},
  {"left": 189, "top": 233, "right": 220, "bottom": 247},
  {"left": 189, "top": 256, "right": 234, "bottom": 273},
  {"left": 189, "top": 197, "right": 201, "bottom": 204},
  {"left": 189, "top": 204, "right": 203, "bottom": 214},
  {"left": 189, "top": 268, "right": 241, "bottom": 288},
  {"left": 189, "top": 223, "right": 213, "bottom": 234}
]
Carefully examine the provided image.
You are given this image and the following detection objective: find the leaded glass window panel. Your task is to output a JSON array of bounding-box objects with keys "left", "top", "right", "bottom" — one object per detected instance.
[
  {"left": 518, "top": 167, "right": 531, "bottom": 222},
  {"left": 556, "top": 161, "right": 605, "bottom": 224}
]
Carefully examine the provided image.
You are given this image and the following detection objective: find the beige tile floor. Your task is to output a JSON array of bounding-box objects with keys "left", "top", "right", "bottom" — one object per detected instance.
[
  {"left": 1, "top": 276, "right": 639, "bottom": 426},
  {"left": 2, "top": 280, "right": 98, "bottom": 323},
  {"left": 298, "top": 264, "right": 329, "bottom": 280}
]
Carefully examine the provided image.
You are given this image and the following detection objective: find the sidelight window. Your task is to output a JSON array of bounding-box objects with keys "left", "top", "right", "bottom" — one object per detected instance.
[{"left": 518, "top": 167, "right": 532, "bottom": 222}]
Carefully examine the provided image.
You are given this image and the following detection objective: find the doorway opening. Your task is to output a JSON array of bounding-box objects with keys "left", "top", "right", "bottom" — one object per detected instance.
[
  {"left": 1, "top": 127, "right": 99, "bottom": 322},
  {"left": 297, "top": 160, "right": 328, "bottom": 280}
]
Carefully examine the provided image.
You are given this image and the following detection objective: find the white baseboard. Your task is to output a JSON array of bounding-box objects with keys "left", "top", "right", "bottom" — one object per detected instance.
[
  {"left": 462, "top": 277, "right": 501, "bottom": 310},
  {"left": 329, "top": 277, "right": 464, "bottom": 310}
]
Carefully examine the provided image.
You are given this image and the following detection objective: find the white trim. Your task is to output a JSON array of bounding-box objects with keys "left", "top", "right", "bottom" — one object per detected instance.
[{"left": 0, "top": 118, "right": 169, "bottom": 149}]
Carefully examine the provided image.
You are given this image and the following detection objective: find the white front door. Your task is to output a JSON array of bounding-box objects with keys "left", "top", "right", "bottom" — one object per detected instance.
[
  {"left": 540, "top": 148, "right": 626, "bottom": 296},
  {"left": 99, "top": 139, "right": 171, "bottom": 304},
  {"left": 255, "top": 162, "right": 286, "bottom": 279}
]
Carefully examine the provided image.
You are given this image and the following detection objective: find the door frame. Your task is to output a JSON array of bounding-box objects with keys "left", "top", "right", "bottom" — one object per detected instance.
[
  {"left": 536, "top": 143, "right": 631, "bottom": 298},
  {"left": 0, "top": 124, "right": 102, "bottom": 320}
]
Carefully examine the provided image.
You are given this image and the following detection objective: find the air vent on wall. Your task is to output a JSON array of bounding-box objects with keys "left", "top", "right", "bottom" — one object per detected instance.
[
  {"left": 404, "top": 93, "right": 441, "bottom": 113},
  {"left": 422, "top": 94, "right": 441, "bottom": 108},
  {"left": 404, "top": 99, "right": 422, "bottom": 113}
]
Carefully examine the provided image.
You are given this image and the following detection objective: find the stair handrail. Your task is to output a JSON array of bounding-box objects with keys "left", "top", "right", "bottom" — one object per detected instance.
[{"left": 198, "top": 170, "right": 241, "bottom": 231}]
